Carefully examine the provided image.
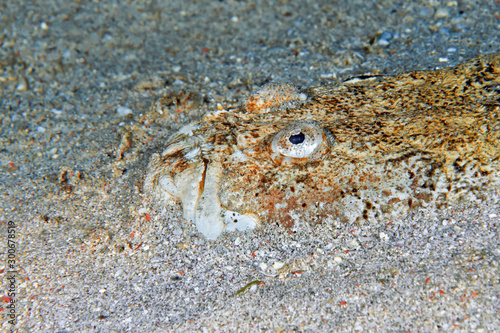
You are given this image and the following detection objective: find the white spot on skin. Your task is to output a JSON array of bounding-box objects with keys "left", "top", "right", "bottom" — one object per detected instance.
[
  {"left": 228, "top": 149, "right": 249, "bottom": 162},
  {"left": 223, "top": 210, "right": 258, "bottom": 232}
]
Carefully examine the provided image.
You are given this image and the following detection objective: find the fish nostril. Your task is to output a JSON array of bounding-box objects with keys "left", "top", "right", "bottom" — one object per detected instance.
[{"left": 289, "top": 132, "right": 305, "bottom": 144}]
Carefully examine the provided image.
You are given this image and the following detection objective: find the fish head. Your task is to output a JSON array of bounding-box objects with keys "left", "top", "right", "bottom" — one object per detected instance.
[{"left": 145, "top": 83, "right": 416, "bottom": 239}]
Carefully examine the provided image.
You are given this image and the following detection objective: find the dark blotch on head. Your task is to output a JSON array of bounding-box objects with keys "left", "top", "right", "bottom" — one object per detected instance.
[{"left": 289, "top": 132, "right": 305, "bottom": 144}]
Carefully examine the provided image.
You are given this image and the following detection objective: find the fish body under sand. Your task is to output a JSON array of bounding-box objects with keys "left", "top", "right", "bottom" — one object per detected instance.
[{"left": 145, "top": 54, "right": 500, "bottom": 239}]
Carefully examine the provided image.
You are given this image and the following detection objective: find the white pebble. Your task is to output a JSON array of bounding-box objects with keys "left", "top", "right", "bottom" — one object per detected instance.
[
  {"left": 442, "top": 219, "right": 449, "bottom": 226},
  {"left": 16, "top": 79, "right": 28, "bottom": 91},
  {"left": 334, "top": 256, "right": 343, "bottom": 263},
  {"left": 259, "top": 262, "right": 268, "bottom": 271},
  {"left": 273, "top": 261, "right": 285, "bottom": 270},
  {"left": 447, "top": 47, "right": 457, "bottom": 53},
  {"left": 434, "top": 8, "right": 449, "bottom": 18},
  {"left": 114, "top": 268, "right": 124, "bottom": 277},
  {"left": 234, "top": 236, "right": 241, "bottom": 245},
  {"left": 37, "top": 126, "right": 46, "bottom": 133},
  {"left": 420, "top": 7, "right": 435, "bottom": 17},
  {"left": 439, "top": 57, "right": 448, "bottom": 63},
  {"left": 116, "top": 106, "right": 133, "bottom": 117},
  {"left": 172, "top": 228, "right": 183, "bottom": 235},
  {"left": 51, "top": 108, "right": 63, "bottom": 116},
  {"left": 377, "top": 39, "right": 390, "bottom": 46},
  {"left": 351, "top": 238, "right": 360, "bottom": 245},
  {"left": 379, "top": 232, "right": 389, "bottom": 241},
  {"left": 172, "top": 65, "right": 181, "bottom": 73},
  {"left": 489, "top": 213, "right": 498, "bottom": 218}
]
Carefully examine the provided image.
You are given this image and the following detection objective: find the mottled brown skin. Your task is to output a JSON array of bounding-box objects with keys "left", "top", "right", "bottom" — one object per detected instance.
[{"left": 146, "top": 54, "right": 500, "bottom": 231}]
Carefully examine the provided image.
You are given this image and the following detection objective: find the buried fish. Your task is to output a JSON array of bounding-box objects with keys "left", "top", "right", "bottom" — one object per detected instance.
[{"left": 145, "top": 54, "right": 500, "bottom": 239}]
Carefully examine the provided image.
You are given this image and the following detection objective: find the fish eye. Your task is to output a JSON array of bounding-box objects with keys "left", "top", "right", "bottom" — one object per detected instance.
[
  {"left": 289, "top": 132, "right": 305, "bottom": 144},
  {"left": 271, "top": 122, "right": 325, "bottom": 158}
]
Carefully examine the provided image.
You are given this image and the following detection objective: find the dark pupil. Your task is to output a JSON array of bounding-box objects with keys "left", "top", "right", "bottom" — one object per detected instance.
[{"left": 289, "top": 132, "right": 305, "bottom": 145}]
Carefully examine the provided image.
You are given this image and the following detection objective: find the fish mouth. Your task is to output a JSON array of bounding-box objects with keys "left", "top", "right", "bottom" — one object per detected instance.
[
  {"left": 191, "top": 156, "right": 259, "bottom": 239},
  {"left": 144, "top": 134, "right": 258, "bottom": 240}
]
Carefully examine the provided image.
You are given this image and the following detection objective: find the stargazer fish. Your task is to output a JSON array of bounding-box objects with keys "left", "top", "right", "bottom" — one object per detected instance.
[{"left": 145, "top": 54, "right": 500, "bottom": 239}]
